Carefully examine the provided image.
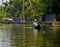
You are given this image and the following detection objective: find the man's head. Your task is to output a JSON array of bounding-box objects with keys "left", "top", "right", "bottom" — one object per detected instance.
[{"left": 34, "top": 19, "right": 37, "bottom": 22}]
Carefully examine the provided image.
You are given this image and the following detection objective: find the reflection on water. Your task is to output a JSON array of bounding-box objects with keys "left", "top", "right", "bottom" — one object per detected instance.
[
  {"left": 11, "top": 24, "right": 25, "bottom": 47},
  {"left": 0, "top": 25, "right": 11, "bottom": 47},
  {"left": 0, "top": 24, "right": 60, "bottom": 47}
]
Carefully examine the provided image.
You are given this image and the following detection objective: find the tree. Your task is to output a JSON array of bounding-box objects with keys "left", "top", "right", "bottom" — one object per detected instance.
[
  {"left": 2, "top": 0, "right": 60, "bottom": 20},
  {"left": 0, "top": 10, "right": 10, "bottom": 18},
  {"left": 52, "top": 0, "right": 60, "bottom": 21}
]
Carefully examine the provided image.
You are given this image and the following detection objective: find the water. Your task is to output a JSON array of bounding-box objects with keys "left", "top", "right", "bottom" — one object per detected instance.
[
  {"left": 0, "top": 24, "right": 60, "bottom": 47},
  {"left": 0, "top": 25, "right": 11, "bottom": 47}
]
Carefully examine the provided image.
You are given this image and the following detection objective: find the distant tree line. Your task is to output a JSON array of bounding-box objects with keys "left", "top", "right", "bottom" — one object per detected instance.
[{"left": 0, "top": 0, "right": 60, "bottom": 20}]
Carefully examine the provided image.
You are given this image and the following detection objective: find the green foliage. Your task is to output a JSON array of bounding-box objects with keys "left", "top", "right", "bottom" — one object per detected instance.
[
  {"left": 0, "top": 0, "right": 60, "bottom": 18},
  {"left": 0, "top": 10, "right": 10, "bottom": 18},
  {"left": 0, "top": 0, "right": 53, "bottom": 17}
]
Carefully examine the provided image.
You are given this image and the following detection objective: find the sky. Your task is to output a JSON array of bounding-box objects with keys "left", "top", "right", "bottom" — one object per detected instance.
[{"left": 0, "top": 0, "right": 9, "bottom": 5}]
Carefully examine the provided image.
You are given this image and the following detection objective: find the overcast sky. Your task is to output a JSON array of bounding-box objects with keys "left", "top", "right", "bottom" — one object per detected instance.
[{"left": 0, "top": 0, "right": 9, "bottom": 5}]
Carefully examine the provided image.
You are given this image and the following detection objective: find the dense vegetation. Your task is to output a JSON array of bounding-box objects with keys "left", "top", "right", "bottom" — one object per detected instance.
[{"left": 0, "top": 0, "right": 60, "bottom": 20}]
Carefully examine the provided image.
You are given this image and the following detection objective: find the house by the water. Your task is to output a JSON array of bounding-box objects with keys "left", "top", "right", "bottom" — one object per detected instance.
[
  {"left": 42, "top": 14, "right": 60, "bottom": 26},
  {"left": 42, "top": 14, "right": 56, "bottom": 21}
]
